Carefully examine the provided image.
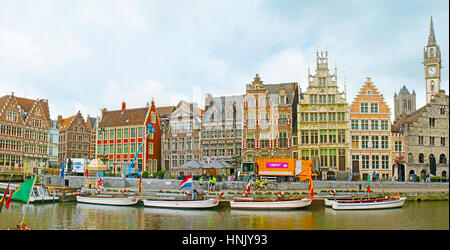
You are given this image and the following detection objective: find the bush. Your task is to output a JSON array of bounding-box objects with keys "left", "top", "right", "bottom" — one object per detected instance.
[
  {"left": 142, "top": 171, "right": 149, "bottom": 178},
  {"left": 156, "top": 169, "right": 168, "bottom": 179}
]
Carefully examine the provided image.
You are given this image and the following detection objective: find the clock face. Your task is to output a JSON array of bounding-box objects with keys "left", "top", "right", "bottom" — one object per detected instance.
[{"left": 428, "top": 66, "right": 436, "bottom": 75}]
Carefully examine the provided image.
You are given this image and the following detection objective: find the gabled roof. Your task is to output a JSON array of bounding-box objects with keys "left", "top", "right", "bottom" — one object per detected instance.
[
  {"left": 99, "top": 107, "right": 149, "bottom": 128},
  {"left": 0, "top": 94, "right": 50, "bottom": 123},
  {"left": 156, "top": 106, "right": 175, "bottom": 118},
  {"left": 58, "top": 115, "right": 76, "bottom": 131}
]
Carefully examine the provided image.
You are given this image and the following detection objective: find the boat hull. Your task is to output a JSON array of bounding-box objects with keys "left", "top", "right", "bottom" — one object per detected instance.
[
  {"left": 230, "top": 198, "right": 312, "bottom": 209},
  {"left": 331, "top": 197, "right": 407, "bottom": 210},
  {"left": 143, "top": 198, "right": 220, "bottom": 209},
  {"left": 76, "top": 196, "right": 139, "bottom": 206}
]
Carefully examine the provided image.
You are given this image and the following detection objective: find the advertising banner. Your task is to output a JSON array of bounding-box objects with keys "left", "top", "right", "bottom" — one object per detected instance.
[{"left": 266, "top": 162, "right": 288, "bottom": 168}]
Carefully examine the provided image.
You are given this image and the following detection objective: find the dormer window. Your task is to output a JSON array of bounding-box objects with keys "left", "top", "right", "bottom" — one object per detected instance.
[{"left": 279, "top": 95, "right": 287, "bottom": 105}]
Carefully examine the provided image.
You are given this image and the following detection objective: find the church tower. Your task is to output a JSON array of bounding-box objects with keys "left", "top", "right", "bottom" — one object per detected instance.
[{"left": 423, "top": 16, "right": 441, "bottom": 104}]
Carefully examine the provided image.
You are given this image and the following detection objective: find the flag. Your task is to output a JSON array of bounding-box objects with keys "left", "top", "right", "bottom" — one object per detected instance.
[
  {"left": 367, "top": 175, "right": 371, "bottom": 195},
  {"left": 6, "top": 177, "right": 36, "bottom": 209},
  {"left": 246, "top": 176, "right": 252, "bottom": 193},
  {"left": 0, "top": 180, "right": 11, "bottom": 214},
  {"left": 60, "top": 161, "right": 65, "bottom": 179},
  {"left": 85, "top": 163, "right": 89, "bottom": 178},
  {"left": 179, "top": 174, "right": 193, "bottom": 189},
  {"left": 138, "top": 177, "right": 142, "bottom": 194},
  {"left": 309, "top": 178, "right": 314, "bottom": 199}
]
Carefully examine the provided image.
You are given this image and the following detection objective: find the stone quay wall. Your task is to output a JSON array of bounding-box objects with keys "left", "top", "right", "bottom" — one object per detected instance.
[{"left": 42, "top": 175, "right": 448, "bottom": 193}]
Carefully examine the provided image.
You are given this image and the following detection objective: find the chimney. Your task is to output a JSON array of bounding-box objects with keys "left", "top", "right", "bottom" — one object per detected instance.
[{"left": 121, "top": 102, "right": 126, "bottom": 114}]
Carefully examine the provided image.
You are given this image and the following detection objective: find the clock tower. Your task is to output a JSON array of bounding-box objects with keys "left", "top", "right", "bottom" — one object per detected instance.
[{"left": 424, "top": 16, "right": 441, "bottom": 104}]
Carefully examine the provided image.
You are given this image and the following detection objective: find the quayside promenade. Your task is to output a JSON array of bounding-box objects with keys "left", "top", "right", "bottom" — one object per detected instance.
[{"left": 40, "top": 175, "right": 449, "bottom": 202}]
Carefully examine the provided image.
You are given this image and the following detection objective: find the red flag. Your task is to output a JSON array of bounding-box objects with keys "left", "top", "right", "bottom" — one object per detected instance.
[
  {"left": 309, "top": 178, "right": 314, "bottom": 199},
  {"left": 0, "top": 182, "right": 11, "bottom": 214},
  {"left": 138, "top": 177, "right": 142, "bottom": 194}
]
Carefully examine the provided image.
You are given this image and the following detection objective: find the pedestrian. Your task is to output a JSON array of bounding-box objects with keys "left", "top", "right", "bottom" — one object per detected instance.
[
  {"left": 207, "top": 177, "right": 212, "bottom": 191},
  {"left": 212, "top": 175, "right": 217, "bottom": 191},
  {"left": 199, "top": 176, "right": 204, "bottom": 189}
]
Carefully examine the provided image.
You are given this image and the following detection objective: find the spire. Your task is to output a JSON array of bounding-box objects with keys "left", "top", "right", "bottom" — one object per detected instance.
[{"left": 428, "top": 16, "right": 436, "bottom": 46}]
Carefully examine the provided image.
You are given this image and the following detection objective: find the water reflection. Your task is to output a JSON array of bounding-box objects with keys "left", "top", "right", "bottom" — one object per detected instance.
[{"left": 0, "top": 201, "right": 448, "bottom": 230}]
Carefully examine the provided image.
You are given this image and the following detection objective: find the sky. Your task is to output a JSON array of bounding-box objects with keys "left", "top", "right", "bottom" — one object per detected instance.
[{"left": 0, "top": 0, "right": 448, "bottom": 121}]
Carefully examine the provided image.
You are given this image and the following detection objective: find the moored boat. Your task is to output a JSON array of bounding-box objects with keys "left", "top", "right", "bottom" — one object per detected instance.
[
  {"left": 229, "top": 197, "right": 312, "bottom": 209},
  {"left": 324, "top": 196, "right": 376, "bottom": 207},
  {"left": 143, "top": 198, "right": 220, "bottom": 209},
  {"left": 330, "top": 196, "right": 407, "bottom": 210},
  {"left": 76, "top": 195, "right": 139, "bottom": 206}
]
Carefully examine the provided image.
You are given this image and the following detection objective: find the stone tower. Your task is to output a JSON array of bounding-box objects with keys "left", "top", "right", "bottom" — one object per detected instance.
[
  {"left": 394, "top": 85, "right": 416, "bottom": 120},
  {"left": 424, "top": 16, "right": 441, "bottom": 104}
]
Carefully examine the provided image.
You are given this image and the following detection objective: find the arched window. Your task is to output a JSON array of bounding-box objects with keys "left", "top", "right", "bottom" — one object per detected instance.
[
  {"left": 419, "top": 153, "right": 424, "bottom": 163},
  {"left": 442, "top": 171, "right": 447, "bottom": 179},
  {"left": 408, "top": 153, "right": 413, "bottom": 163},
  {"left": 439, "top": 154, "right": 447, "bottom": 164},
  {"left": 431, "top": 81, "right": 435, "bottom": 91}
]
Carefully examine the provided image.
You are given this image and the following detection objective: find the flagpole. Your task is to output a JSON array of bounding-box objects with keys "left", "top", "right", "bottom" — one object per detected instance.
[{"left": 20, "top": 175, "right": 37, "bottom": 225}]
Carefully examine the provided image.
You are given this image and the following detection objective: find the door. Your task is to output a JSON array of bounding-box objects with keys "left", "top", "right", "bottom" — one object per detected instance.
[
  {"left": 352, "top": 161, "right": 359, "bottom": 173},
  {"left": 339, "top": 156, "right": 345, "bottom": 171}
]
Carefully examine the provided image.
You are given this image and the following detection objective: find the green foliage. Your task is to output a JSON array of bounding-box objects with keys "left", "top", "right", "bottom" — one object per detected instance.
[
  {"left": 156, "top": 169, "right": 168, "bottom": 179},
  {"left": 142, "top": 171, "right": 149, "bottom": 178}
]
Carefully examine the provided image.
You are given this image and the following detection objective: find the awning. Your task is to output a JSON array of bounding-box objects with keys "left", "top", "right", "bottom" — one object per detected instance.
[
  {"left": 178, "top": 160, "right": 205, "bottom": 169},
  {"left": 87, "top": 158, "right": 108, "bottom": 171},
  {"left": 203, "top": 160, "right": 235, "bottom": 169}
]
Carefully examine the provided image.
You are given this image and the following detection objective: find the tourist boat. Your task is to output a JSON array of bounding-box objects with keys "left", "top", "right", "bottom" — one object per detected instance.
[
  {"left": 76, "top": 195, "right": 139, "bottom": 206},
  {"left": 142, "top": 198, "right": 220, "bottom": 209},
  {"left": 324, "top": 196, "right": 375, "bottom": 207},
  {"left": 229, "top": 197, "right": 312, "bottom": 209},
  {"left": 0, "top": 185, "right": 58, "bottom": 203},
  {"left": 328, "top": 196, "right": 407, "bottom": 210}
]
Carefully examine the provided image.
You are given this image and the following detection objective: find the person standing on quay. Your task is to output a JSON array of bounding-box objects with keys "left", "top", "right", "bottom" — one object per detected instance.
[
  {"left": 212, "top": 175, "right": 217, "bottom": 191},
  {"left": 199, "top": 176, "right": 204, "bottom": 189}
]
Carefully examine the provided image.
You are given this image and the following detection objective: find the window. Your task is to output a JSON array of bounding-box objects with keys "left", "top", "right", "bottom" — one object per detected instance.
[
  {"left": 123, "top": 128, "right": 129, "bottom": 138},
  {"left": 362, "top": 155, "right": 370, "bottom": 169},
  {"left": 418, "top": 136, "right": 424, "bottom": 145},
  {"left": 320, "top": 130, "right": 327, "bottom": 143},
  {"left": 360, "top": 103, "right": 368, "bottom": 113},
  {"left": 370, "top": 103, "right": 378, "bottom": 113},
  {"left": 337, "top": 112, "right": 345, "bottom": 121},
  {"left": 371, "top": 120, "right": 378, "bottom": 130},
  {"left": 279, "top": 132, "right": 287, "bottom": 148},
  {"left": 310, "top": 95, "right": 317, "bottom": 104},
  {"left": 6, "top": 111, "right": 18, "bottom": 122},
  {"left": 278, "top": 114, "right": 288, "bottom": 125},
  {"left": 148, "top": 143, "right": 153, "bottom": 154},
  {"left": 441, "top": 137, "right": 446, "bottom": 147},
  {"left": 329, "top": 149, "right": 337, "bottom": 167},
  {"left": 319, "top": 95, "right": 325, "bottom": 104},
  {"left": 338, "top": 130, "right": 345, "bottom": 143},
  {"left": 310, "top": 113, "right": 317, "bottom": 121},
  {"left": 328, "top": 130, "right": 336, "bottom": 143},
  {"left": 130, "top": 143, "right": 136, "bottom": 154},
  {"left": 109, "top": 144, "right": 114, "bottom": 155},
  {"left": 372, "top": 155, "right": 379, "bottom": 169},
  {"left": 351, "top": 120, "right": 358, "bottom": 130},
  {"left": 301, "top": 130, "right": 309, "bottom": 144},
  {"left": 361, "top": 120, "right": 369, "bottom": 130},
  {"left": 138, "top": 127, "right": 143, "bottom": 138},
  {"left": 352, "top": 136, "right": 359, "bottom": 149},
  {"left": 131, "top": 128, "right": 136, "bottom": 138},
  {"left": 311, "top": 130, "right": 318, "bottom": 144},
  {"left": 429, "top": 118, "right": 436, "bottom": 127},
  {"left": 382, "top": 155, "right": 389, "bottom": 169},
  {"left": 123, "top": 143, "right": 128, "bottom": 154},
  {"left": 440, "top": 105, "right": 446, "bottom": 115},
  {"left": 328, "top": 95, "right": 335, "bottom": 104},
  {"left": 151, "top": 111, "right": 156, "bottom": 123},
  {"left": 381, "top": 136, "right": 389, "bottom": 149},
  {"left": 301, "top": 150, "right": 309, "bottom": 161},
  {"left": 319, "top": 77, "right": 326, "bottom": 86},
  {"left": 301, "top": 113, "right": 309, "bottom": 121},
  {"left": 117, "top": 144, "right": 122, "bottom": 154},
  {"left": 395, "top": 141, "right": 402, "bottom": 152},
  {"left": 361, "top": 136, "right": 369, "bottom": 149},
  {"left": 246, "top": 133, "right": 255, "bottom": 149},
  {"left": 320, "top": 149, "right": 328, "bottom": 167},
  {"left": 319, "top": 113, "right": 326, "bottom": 122},
  {"left": 381, "top": 120, "right": 389, "bottom": 130},
  {"left": 371, "top": 136, "right": 379, "bottom": 149},
  {"left": 419, "top": 153, "right": 424, "bottom": 163},
  {"left": 430, "top": 137, "right": 435, "bottom": 146},
  {"left": 328, "top": 113, "right": 335, "bottom": 121},
  {"left": 117, "top": 129, "right": 122, "bottom": 139},
  {"left": 260, "top": 132, "right": 269, "bottom": 148},
  {"left": 279, "top": 95, "right": 287, "bottom": 105}
]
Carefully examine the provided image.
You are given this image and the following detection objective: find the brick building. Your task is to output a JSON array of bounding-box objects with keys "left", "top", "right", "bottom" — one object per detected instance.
[
  {"left": 0, "top": 93, "right": 51, "bottom": 172},
  {"left": 58, "top": 111, "right": 94, "bottom": 165},
  {"left": 349, "top": 77, "right": 392, "bottom": 181},
  {"left": 96, "top": 100, "right": 161, "bottom": 174},
  {"left": 242, "top": 74, "right": 298, "bottom": 163}
]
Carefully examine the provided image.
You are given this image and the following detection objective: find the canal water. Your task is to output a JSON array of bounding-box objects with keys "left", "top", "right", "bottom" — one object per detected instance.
[{"left": 0, "top": 201, "right": 448, "bottom": 230}]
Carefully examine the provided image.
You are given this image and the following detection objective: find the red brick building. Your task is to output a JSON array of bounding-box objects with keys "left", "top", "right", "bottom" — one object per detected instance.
[
  {"left": 57, "top": 111, "right": 94, "bottom": 165},
  {"left": 96, "top": 100, "right": 162, "bottom": 174}
]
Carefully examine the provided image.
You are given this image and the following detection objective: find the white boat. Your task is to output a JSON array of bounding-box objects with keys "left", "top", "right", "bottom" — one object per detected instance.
[
  {"left": 143, "top": 198, "right": 220, "bottom": 209},
  {"left": 0, "top": 185, "right": 59, "bottom": 203},
  {"left": 76, "top": 195, "right": 139, "bottom": 206},
  {"left": 229, "top": 198, "right": 312, "bottom": 209},
  {"left": 324, "top": 196, "right": 374, "bottom": 207},
  {"left": 330, "top": 196, "right": 407, "bottom": 210}
]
